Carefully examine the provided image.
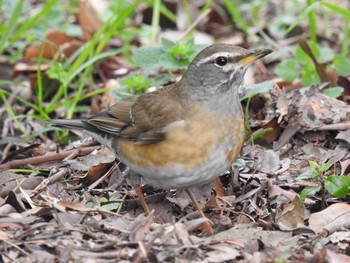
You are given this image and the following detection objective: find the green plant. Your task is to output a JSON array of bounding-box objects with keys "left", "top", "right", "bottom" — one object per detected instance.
[
  {"left": 275, "top": 41, "right": 350, "bottom": 89},
  {"left": 111, "top": 37, "right": 205, "bottom": 98},
  {"left": 286, "top": 2, "right": 350, "bottom": 48},
  {"left": 0, "top": 0, "right": 141, "bottom": 122},
  {"left": 133, "top": 37, "right": 206, "bottom": 71},
  {"left": 296, "top": 160, "right": 350, "bottom": 205},
  {"left": 222, "top": 0, "right": 268, "bottom": 35},
  {"left": 0, "top": 0, "right": 75, "bottom": 60},
  {"left": 276, "top": 2, "right": 350, "bottom": 90},
  {"left": 240, "top": 81, "right": 274, "bottom": 134},
  {"left": 110, "top": 37, "right": 205, "bottom": 99},
  {"left": 113, "top": 73, "right": 154, "bottom": 99},
  {"left": 86, "top": 195, "right": 121, "bottom": 211}
]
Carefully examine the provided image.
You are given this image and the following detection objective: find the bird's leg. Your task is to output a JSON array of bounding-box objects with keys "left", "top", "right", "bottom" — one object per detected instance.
[
  {"left": 185, "top": 189, "right": 214, "bottom": 236},
  {"left": 185, "top": 189, "right": 206, "bottom": 218},
  {"left": 134, "top": 184, "right": 151, "bottom": 215},
  {"left": 127, "top": 170, "right": 151, "bottom": 215}
]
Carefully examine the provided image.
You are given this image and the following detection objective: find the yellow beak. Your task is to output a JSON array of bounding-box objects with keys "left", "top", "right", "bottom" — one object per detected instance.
[{"left": 239, "top": 48, "right": 272, "bottom": 65}]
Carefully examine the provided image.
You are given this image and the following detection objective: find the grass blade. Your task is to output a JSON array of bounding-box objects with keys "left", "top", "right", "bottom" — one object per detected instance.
[{"left": 0, "top": 0, "right": 24, "bottom": 54}]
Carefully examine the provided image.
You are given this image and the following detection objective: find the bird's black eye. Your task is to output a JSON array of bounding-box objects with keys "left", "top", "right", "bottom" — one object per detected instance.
[{"left": 215, "top": 56, "right": 228, "bottom": 66}]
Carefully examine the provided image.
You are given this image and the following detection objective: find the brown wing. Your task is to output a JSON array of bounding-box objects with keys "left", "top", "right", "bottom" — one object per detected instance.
[{"left": 85, "top": 85, "right": 184, "bottom": 144}]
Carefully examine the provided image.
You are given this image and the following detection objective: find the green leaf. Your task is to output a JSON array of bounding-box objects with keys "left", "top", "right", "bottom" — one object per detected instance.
[
  {"left": 161, "top": 38, "right": 176, "bottom": 51},
  {"left": 0, "top": 0, "right": 24, "bottom": 54},
  {"left": 99, "top": 197, "right": 108, "bottom": 203},
  {"left": 222, "top": 0, "right": 249, "bottom": 34},
  {"left": 295, "top": 45, "right": 312, "bottom": 65},
  {"left": 296, "top": 169, "right": 319, "bottom": 180},
  {"left": 275, "top": 59, "right": 299, "bottom": 81},
  {"left": 46, "top": 62, "right": 68, "bottom": 81},
  {"left": 301, "top": 64, "right": 320, "bottom": 86},
  {"left": 295, "top": 42, "right": 320, "bottom": 64},
  {"left": 120, "top": 74, "right": 153, "bottom": 94},
  {"left": 153, "top": 73, "right": 171, "bottom": 86},
  {"left": 247, "top": 128, "right": 273, "bottom": 143},
  {"left": 98, "top": 196, "right": 120, "bottom": 211},
  {"left": 101, "top": 202, "right": 120, "bottom": 211},
  {"left": 319, "top": 163, "right": 331, "bottom": 172},
  {"left": 159, "top": 53, "right": 189, "bottom": 69},
  {"left": 308, "top": 160, "right": 319, "bottom": 170},
  {"left": 241, "top": 82, "right": 274, "bottom": 100},
  {"left": 191, "top": 44, "right": 207, "bottom": 59},
  {"left": 317, "top": 46, "right": 334, "bottom": 63},
  {"left": 85, "top": 202, "right": 94, "bottom": 208},
  {"left": 284, "top": 2, "right": 320, "bottom": 36},
  {"left": 169, "top": 42, "right": 194, "bottom": 61},
  {"left": 321, "top": 2, "right": 350, "bottom": 19},
  {"left": 333, "top": 55, "right": 350, "bottom": 75},
  {"left": 322, "top": 87, "right": 344, "bottom": 99},
  {"left": 63, "top": 49, "right": 123, "bottom": 88},
  {"left": 340, "top": 175, "right": 350, "bottom": 186},
  {"left": 325, "top": 175, "right": 349, "bottom": 197},
  {"left": 299, "top": 185, "right": 321, "bottom": 204},
  {"left": 307, "top": 42, "right": 320, "bottom": 60},
  {"left": 133, "top": 47, "right": 162, "bottom": 70},
  {"left": 233, "top": 158, "right": 247, "bottom": 168}
]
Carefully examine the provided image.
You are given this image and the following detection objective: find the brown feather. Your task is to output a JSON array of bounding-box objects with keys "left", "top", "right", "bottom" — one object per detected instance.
[
  {"left": 107, "top": 98, "right": 136, "bottom": 123},
  {"left": 85, "top": 84, "right": 185, "bottom": 144}
]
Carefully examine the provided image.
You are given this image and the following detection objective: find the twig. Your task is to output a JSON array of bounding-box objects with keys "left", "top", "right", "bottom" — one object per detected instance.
[
  {"left": 0, "top": 146, "right": 99, "bottom": 170},
  {"left": 2, "top": 239, "right": 29, "bottom": 257},
  {"left": 179, "top": 8, "right": 212, "bottom": 42}
]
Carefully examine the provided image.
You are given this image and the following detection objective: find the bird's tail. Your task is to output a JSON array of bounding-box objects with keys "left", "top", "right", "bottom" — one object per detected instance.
[
  {"left": 50, "top": 119, "right": 86, "bottom": 130},
  {"left": 50, "top": 119, "right": 114, "bottom": 150}
]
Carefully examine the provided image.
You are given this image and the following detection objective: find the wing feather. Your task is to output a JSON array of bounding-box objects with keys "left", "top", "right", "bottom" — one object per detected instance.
[{"left": 86, "top": 85, "right": 184, "bottom": 144}]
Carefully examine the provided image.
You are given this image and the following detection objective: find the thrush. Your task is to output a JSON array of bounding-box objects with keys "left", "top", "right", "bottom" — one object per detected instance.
[{"left": 51, "top": 43, "right": 271, "bottom": 233}]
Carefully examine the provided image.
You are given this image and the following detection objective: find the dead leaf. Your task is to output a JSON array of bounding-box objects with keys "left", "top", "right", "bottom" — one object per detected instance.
[
  {"left": 13, "top": 62, "right": 50, "bottom": 77},
  {"left": 54, "top": 199, "right": 89, "bottom": 212},
  {"left": 24, "top": 30, "right": 75, "bottom": 60},
  {"left": 340, "top": 159, "right": 350, "bottom": 175},
  {"left": 337, "top": 76, "right": 350, "bottom": 102},
  {"left": 0, "top": 230, "right": 12, "bottom": 240},
  {"left": 128, "top": 212, "right": 154, "bottom": 242},
  {"left": 325, "top": 249, "right": 350, "bottom": 263},
  {"left": 79, "top": 0, "right": 103, "bottom": 41},
  {"left": 292, "top": 86, "right": 350, "bottom": 131},
  {"left": 268, "top": 180, "right": 315, "bottom": 205},
  {"left": 276, "top": 195, "right": 305, "bottom": 230},
  {"left": 209, "top": 224, "right": 295, "bottom": 250},
  {"left": 206, "top": 244, "right": 240, "bottom": 262},
  {"left": 82, "top": 162, "right": 113, "bottom": 185},
  {"left": 329, "top": 231, "right": 350, "bottom": 250},
  {"left": 66, "top": 150, "right": 115, "bottom": 172},
  {"left": 262, "top": 118, "right": 283, "bottom": 143},
  {"left": 274, "top": 85, "right": 350, "bottom": 150},
  {"left": 309, "top": 203, "right": 350, "bottom": 234},
  {"left": 57, "top": 40, "right": 84, "bottom": 59},
  {"left": 336, "top": 130, "right": 350, "bottom": 144},
  {"left": 258, "top": 149, "right": 280, "bottom": 173},
  {"left": 166, "top": 196, "right": 190, "bottom": 211}
]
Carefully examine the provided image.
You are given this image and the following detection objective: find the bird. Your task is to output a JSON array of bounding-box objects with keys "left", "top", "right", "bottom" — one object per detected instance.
[{"left": 51, "top": 43, "right": 272, "bottom": 234}]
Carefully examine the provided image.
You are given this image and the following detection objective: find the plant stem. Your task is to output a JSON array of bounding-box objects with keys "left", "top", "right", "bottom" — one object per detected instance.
[
  {"left": 150, "top": 0, "right": 160, "bottom": 45},
  {"left": 342, "top": 18, "right": 349, "bottom": 56},
  {"left": 307, "top": 0, "right": 317, "bottom": 42}
]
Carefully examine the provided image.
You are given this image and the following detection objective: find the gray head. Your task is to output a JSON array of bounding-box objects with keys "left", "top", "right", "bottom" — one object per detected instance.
[{"left": 178, "top": 43, "right": 272, "bottom": 101}]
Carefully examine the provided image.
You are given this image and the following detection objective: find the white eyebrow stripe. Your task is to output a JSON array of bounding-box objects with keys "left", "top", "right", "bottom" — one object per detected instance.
[{"left": 196, "top": 52, "right": 233, "bottom": 66}]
